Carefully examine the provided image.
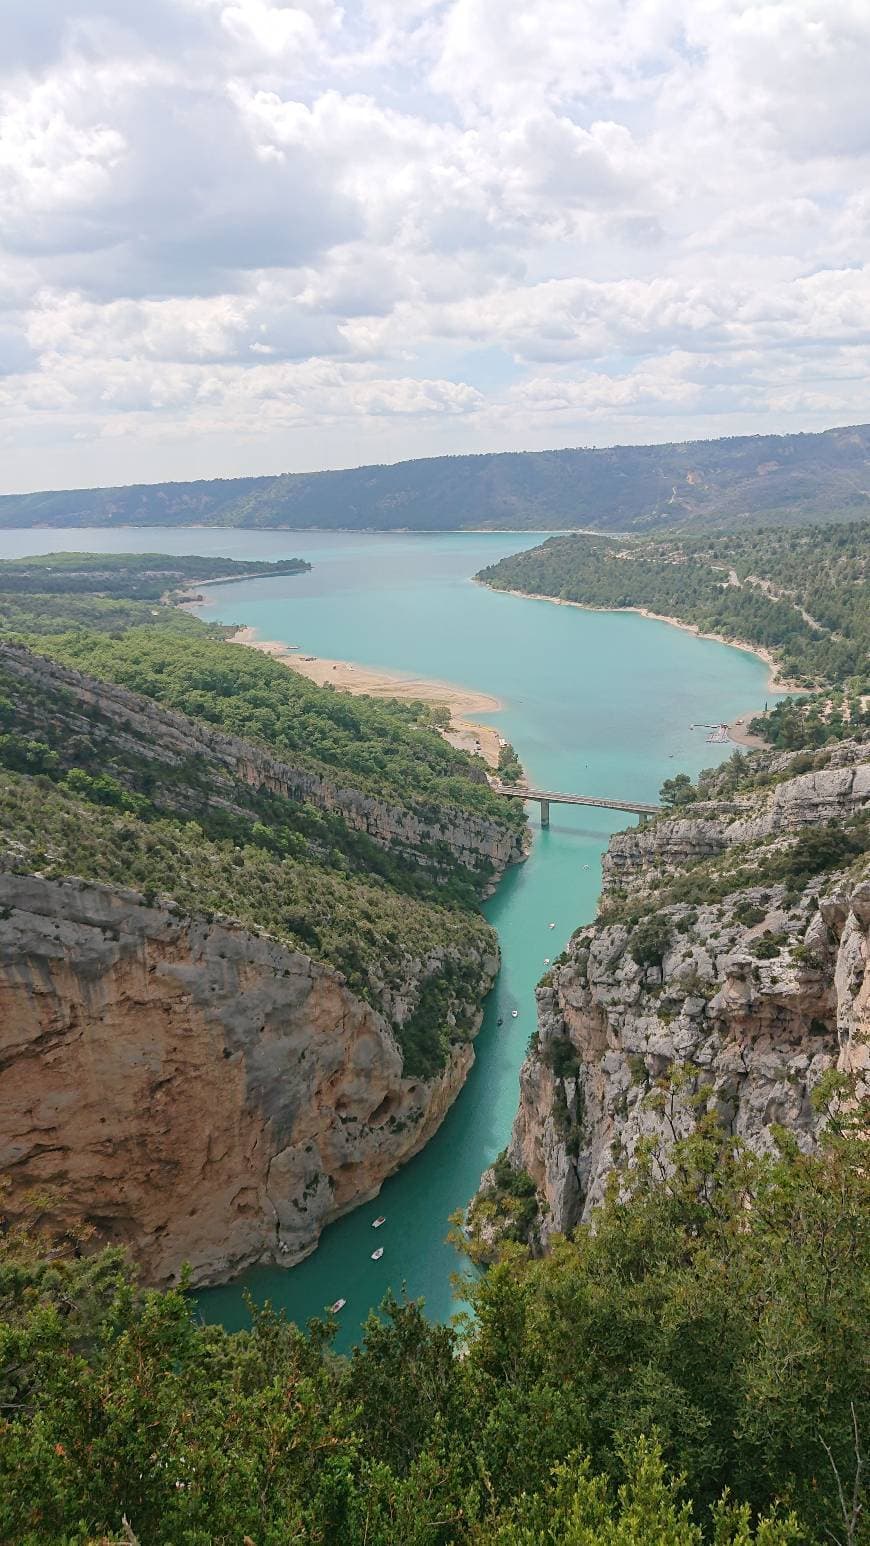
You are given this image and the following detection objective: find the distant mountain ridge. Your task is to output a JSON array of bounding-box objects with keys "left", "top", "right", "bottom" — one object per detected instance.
[{"left": 3, "top": 421, "right": 870, "bottom": 532}]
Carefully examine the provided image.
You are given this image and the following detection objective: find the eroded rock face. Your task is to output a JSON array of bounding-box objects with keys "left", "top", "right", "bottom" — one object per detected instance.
[
  {"left": 478, "top": 747, "right": 869, "bottom": 1252},
  {"left": 0, "top": 874, "right": 493, "bottom": 1285},
  {"left": 604, "top": 742, "right": 869, "bottom": 889}
]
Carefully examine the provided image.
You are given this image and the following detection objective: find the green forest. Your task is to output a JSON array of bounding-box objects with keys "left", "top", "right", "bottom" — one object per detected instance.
[
  {"left": 2, "top": 1094, "right": 866, "bottom": 1543},
  {"left": 0, "top": 551, "right": 309, "bottom": 598},
  {"left": 2, "top": 422, "right": 869, "bottom": 532},
  {"left": 478, "top": 523, "right": 870, "bottom": 714}
]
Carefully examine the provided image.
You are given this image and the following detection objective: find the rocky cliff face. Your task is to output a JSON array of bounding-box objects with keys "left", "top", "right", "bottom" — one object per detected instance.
[
  {"left": 0, "top": 638, "right": 521, "bottom": 1286},
  {"left": 0, "top": 873, "right": 496, "bottom": 1285},
  {"left": 603, "top": 741, "right": 870, "bottom": 886},
  {"left": 472, "top": 743, "right": 869, "bottom": 1252}
]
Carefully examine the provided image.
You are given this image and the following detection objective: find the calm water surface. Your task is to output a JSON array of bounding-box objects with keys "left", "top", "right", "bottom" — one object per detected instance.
[{"left": 1, "top": 529, "right": 776, "bottom": 1347}]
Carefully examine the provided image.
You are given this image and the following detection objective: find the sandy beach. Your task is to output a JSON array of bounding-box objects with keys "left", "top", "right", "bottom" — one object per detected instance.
[
  {"left": 724, "top": 713, "right": 768, "bottom": 750},
  {"left": 227, "top": 627, "right": 504, "bottom": 768}
]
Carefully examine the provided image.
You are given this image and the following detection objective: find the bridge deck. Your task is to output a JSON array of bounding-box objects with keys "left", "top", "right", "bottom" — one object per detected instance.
[{"left": 492, "top": 783, "right": 660, "bottom": 816}]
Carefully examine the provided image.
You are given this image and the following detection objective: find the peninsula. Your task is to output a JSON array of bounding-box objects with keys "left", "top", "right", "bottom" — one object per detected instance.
[{"left": 477, "top": 520, "right": 870, "bottom": 749}]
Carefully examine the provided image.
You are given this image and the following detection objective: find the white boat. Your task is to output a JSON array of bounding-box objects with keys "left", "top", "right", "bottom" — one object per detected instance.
[
  {"left": 511, "top": 1009, "right": 519, "bottom": 1018},
  {"left": 328, "top": 1298, "right": 346, "bottom": 1314},
  {"left": 372, "top": 1216, "right": 386, "bottom": 1228},
  {"left": 544, "top": 957, "right": 550, "bottom": 964},
  {"left": 549, "top": 922, "right": 555, "bottom": 928},
  {"left": 371, "top": 1247, "right": 384, "bottom": 1261}
]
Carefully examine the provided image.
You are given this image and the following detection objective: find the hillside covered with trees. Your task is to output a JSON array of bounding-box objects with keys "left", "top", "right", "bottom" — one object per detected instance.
[
  {"left": 2, "top": 1090, "right": 866, "bottom": 1543},
  {"left": 2, "top": 421, "right": 869, "bottom": 533},
  {"left": 478, "top": 522, "right": 870, "bottom": 730},
  {"left": 0, "top": 553, "right": 520, "bottom": 823},
  {"left": 0, "top": 552, "right": 309, "bottom": 598}
]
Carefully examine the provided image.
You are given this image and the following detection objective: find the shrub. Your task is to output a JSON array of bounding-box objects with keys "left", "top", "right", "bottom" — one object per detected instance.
[
  {"left": 629, "top": 913, "right": 672, "bottom": 968},
  {"left": 544, "top": 1037, "right": 581, "bottom": 1080},
  {"left": 750, "top": 931, "right": 786, "bottom": 960}
]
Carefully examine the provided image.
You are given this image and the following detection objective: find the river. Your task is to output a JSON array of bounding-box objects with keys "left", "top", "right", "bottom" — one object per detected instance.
[{"left": 1, "top": 528, "right": 775, "bottom": 1349}]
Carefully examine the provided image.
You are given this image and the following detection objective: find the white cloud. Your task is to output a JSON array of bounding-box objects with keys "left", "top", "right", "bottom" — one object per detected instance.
[
  {"left": 214, "top": 0, "right": 341, "bottom": 60},
  {"left": 1, "top": 0, "right": 870, "bottom": 491}
]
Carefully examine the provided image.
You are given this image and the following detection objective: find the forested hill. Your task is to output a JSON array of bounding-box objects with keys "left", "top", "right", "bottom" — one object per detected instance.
[
  {"left": 477, "top": 521, "right": 870, "bottom": 697},
  {"left": 0, "top": 552, "right": 310, "bottom": 636},
  {"left": 0, "top": 551, "right": 309, "bottom": 598},
  {"left": 3, "top": 420, "right": 870, "bottom": 532}
]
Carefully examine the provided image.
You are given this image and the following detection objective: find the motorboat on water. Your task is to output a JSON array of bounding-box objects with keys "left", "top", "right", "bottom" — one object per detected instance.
[
  {"left": 544, "top": 957, "right": 550, "bottom": 964},
  {"left": 371, "top": 1247, "right": 384, "bottom": 1261},
  {"left": 511, "top": 1008, "right": 519, "bottom": 1018},
  {"left": 549, "top": 922, "right": 555, "bottom": 928},
  {"left": 329, "top": 1298, "right": 346, "bottom": 1314},
  {"left": 497, "top": 1017, "right": 503, "bottom": 1026},
  {"left": 372, "top": 1216, "right": 386, "bottom": 1228}
]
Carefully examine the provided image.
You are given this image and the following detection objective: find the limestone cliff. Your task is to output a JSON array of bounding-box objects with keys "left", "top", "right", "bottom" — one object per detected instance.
[
  {"left": 472, "top": 741, "right": 869, "bottom": 1252},
  {"left": 0, "top": 873, "right": 496, "bottom": 1286}
]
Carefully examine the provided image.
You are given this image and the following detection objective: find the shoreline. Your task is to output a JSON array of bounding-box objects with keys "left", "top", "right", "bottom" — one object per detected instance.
[
  {"left": 480, "top": 582, "right": 806, "bottom": 696},
  {"left": 4, "top": 524, "right": 569, "bottom": 537},
  {"left": 168, "top": 572, "right": 307, "bottom": 614},
  {"left": 724, "top": 713, "right": 768, "bottom": 750},
  {"left": 173, "top": 566, "right": 309, "bottom": 593},
  {"left": 225, "top": 625, "right": 505, "bottom": 769}
]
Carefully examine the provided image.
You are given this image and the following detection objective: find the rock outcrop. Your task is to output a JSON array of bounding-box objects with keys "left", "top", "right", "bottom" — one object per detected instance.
[
  {"left": 473, "top": 742, "right": 869, "bottom": 1252},
  {"left": 0, "top": 873, "right": 497, "bottom": 1285},
  {"left": 603, "top": 740, "right": 869, "bottom": 888}
]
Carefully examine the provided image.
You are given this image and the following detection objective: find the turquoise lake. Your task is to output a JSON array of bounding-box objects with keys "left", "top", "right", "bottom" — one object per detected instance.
[{"left": 0, "top": 528, "right": 777, "bottom": 1349}]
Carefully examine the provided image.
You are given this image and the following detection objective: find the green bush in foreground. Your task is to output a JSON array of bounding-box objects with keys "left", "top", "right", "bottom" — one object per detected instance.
[{"left": 1, "top": 1093, "right": 866, "bottom": 1544}]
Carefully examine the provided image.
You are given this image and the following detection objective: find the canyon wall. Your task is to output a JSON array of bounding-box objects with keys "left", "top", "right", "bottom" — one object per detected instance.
[
  {"left": 0, "top": 642, "right": 521, "bottom": 1284},
  {"left": 0, "top": 873, "right": 496, "bottom": 1285},
  {"left": 472, "top": 744, "right": 869, "bottom": 1252}
]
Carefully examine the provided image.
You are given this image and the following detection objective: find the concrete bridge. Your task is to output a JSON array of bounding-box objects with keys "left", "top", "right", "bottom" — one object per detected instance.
[{"left": 491, "top": 783, "right": 660, "bottom": 828}]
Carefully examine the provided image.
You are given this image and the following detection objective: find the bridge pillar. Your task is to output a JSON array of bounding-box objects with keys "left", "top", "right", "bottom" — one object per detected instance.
[
  {"left": 638, "top": 811, "right": 649, "bottom": 826},
  {"left": 540, "top": 799, "right": 550, "bottom": 828}
]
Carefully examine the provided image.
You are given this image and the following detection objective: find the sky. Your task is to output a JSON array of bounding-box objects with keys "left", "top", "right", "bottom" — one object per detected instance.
[{"left": 1, "top": 0, "right": 870, "bottom": 493}]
